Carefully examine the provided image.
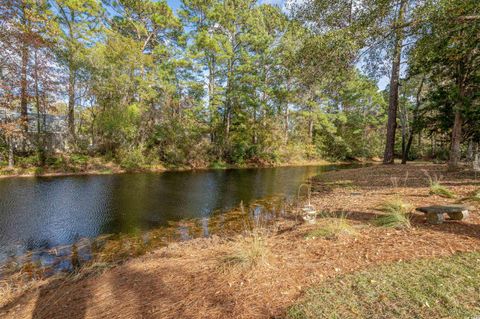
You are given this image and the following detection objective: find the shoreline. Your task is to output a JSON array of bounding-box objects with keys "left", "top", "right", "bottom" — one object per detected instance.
[
  {"left": 0, "top": 159, "right": 352, "bottom": 179},
  {"left": 0, "top": 163, "right": 478, "bottom": 319}
]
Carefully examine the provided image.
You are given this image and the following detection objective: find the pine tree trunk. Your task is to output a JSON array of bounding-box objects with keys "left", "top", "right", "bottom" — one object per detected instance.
[
  {"left": 8, "top": 138, "right": 14, "bottom": 168},
  {"left": 68, "top": 62, "right": 76, "bottom": 144},
  {"left": 402, "top": 76, "right": 424, "bottom": 164},
  {"left": 20, "top": 34, "right": 29, "bottom": 138},
  {"left": 448, "top": 74, "right": 466, "bottom": 170},
  {"left": 33, "top": 49, "right": 45, "bottom": 165},
  {"left": 284, "top": 108, "right": 289, "bottom": 145},
  {"left": 208, "top": 56, "right": 216, "bottom": 143},
  {"left": 383, "top": 0, "right": 406, "bottom": 164},
  {"left": 448, "top": 110, "right": 462, "bottom": 170}
]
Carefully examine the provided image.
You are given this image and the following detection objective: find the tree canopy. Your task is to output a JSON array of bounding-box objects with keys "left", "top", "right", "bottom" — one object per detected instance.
[{"left": 0, "top": 0, "right": 478, "bottom": 169}]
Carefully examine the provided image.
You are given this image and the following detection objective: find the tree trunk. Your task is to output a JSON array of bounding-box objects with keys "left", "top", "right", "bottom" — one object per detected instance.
[
  {"left": 308, "top": 113, "right": 314, "bottom": 143},
  {"left": 400, "top": 92, "right": 407, "bottom": 163},
  {"left": 208, "top": 56, "right": 216, "bottom": 143},
  {"left": 68, "top": 61, "right": 76, "bottom": 143},
  {"left": 224, "top": 61, "right": 234, "bottom": 141},
  {"left": 33, "top": 49, "right": 45, "bottom": 165},
  {"left": 467, "top": 139, "right": 474, "bottom": 161},
  {"left": 8, "top": 138, "right": 14, "bottom": 168},
  {"left": 20, "top": 34, "right": 29, "bottom": 136},
  {"left": 402, "top": 76, "right": 424, "bottom": 164},
  {"left": 383, "top": 0, "right": 406, "bottom": 164},
  {"left": 448, "top": 71, "right": 466, "bottom": 170},
  {"left": 284, "top": 108, "right": 289, "bottom": 145},
  {"left": 431, "top": 133, "right": 437, "bottom": 159},
  {"left": 402, "top": 132, "right": 414, "bottom": 164},
  {"left": 448, "top": 110, "right": 462, "bottom": 170}
]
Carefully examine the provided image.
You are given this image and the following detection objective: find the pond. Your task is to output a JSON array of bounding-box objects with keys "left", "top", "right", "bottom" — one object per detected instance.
[{"left": 0, "top": 164, "right": 362, "bottom": 271}]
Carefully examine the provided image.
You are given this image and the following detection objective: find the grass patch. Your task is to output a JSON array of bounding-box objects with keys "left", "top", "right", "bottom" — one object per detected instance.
[
  {"left": 209, "top": 161, "right": 228, "bottom": 169},
  {"left": 374, "top": 199, "right": 411, "bottom": 229},
  {"left": 429, "top": 181, "right": 455, "bottom": 198},
  {"left": 306, "top": 216, "right": 357, "bottom": 240},
  {"left": 288, "top": 251, "right": 480, "bottom": 319},
  {"left": 221, "top": 232, "right": 270, "bottom": 269}
]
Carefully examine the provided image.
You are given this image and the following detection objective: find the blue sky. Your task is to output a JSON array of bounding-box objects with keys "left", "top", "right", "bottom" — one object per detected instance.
[{"left": 166, "top": 0, "right": 182, "bottom": 12}]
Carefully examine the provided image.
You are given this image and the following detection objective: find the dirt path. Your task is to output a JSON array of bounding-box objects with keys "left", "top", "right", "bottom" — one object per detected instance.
[{"left": 1, "top": 163, "right": 479, "bottom": 319}]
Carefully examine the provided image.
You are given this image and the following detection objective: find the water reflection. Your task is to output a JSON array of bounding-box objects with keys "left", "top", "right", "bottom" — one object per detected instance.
[{"left": 0, "top": 164, "right": 363, "bottom": 271}]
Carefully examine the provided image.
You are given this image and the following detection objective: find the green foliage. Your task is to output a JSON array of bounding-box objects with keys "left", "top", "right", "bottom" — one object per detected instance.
[
  {"left": 116, "top": 147, "right": 146, "bottom": 171},
  {"left": 3, "top": 0, "right": 477, "bottom": 169}
]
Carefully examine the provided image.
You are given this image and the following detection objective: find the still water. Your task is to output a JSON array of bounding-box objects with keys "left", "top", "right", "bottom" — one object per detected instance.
[{"left": 0, "top": 164, "right": 359, "bottom": 264}]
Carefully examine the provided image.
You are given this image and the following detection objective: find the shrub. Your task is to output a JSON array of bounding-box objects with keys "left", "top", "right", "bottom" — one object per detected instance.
[
  {"left": 69, "top": 154, "right": 89, "bottom": 166},
  {"left": 15, "top": 154, "right": 39, "bottom": 168},
  {"left": 45, "top": 155, "right": 66, "bottom": 169},
  {"left": 116, "top": 147, "right": 146, "bottom": 170}
]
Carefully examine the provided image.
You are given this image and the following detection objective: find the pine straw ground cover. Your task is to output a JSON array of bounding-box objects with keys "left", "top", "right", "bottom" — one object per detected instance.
[{"left": 0, "top": 163, "right": 479, "bottom": 319}]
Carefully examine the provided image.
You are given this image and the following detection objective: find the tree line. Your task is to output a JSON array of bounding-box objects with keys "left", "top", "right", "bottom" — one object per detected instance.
[{"left": 0, "top": 0, "right": 478, "bottom": 170}]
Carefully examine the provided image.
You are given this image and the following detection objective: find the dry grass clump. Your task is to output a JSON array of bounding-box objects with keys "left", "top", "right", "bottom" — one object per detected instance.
[
  {"left": 424, "top": 172, "right": 455, "bottom": 198},
  {"left": 220, "top": 231, "right": 271, "bottom": 269},
  {"left": 0, "top": 269, "right": 47, "bottom": 308},
  {"left": 374, "top": 199, "right": 412, "bottom": 229},
  {"left": 306, "top": 215, "right": 357, "bottom": 240},
  {"left": 429, "top": 181, "right": 455, "bottom": 198}
]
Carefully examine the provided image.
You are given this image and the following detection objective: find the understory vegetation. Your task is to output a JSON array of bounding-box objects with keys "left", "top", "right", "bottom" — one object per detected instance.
[
  {"left": 0, "top": 0, "right": 479, "bottom": 171},
  {"left": 288, "top": 251, "right": 480, "bottom": 319}
]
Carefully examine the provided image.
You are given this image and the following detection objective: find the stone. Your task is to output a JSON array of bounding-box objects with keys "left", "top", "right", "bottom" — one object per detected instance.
[
  {"left": 416, "top": 205, "right": 470, "bottom": 224},
  {"left": 447, "top": 211, "right": 469, "bottom": 220},
  {"left": 416, "top": 205, "right": 470, "bottom": 214},
  {"left": 426, "top": 212, "right": 444, "bottom": 225}
]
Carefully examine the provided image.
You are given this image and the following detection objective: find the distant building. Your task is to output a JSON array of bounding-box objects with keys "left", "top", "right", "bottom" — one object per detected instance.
[{"left": 0, "top": 107, "right": 68, "bottom": 151}]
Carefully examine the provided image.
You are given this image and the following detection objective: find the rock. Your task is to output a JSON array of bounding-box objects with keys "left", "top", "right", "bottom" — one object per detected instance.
[
  {"left": 447, "top": 211, "right": 469, "bottom": 220},
  {"left": 416, "top": 205, "right": 470, "bottom": 214},
  {"left": 416, "top": 205, "right": 470, "bottom": 224},
  {"left": 426, "top": 212, "right": 444, "bottom": 225}
]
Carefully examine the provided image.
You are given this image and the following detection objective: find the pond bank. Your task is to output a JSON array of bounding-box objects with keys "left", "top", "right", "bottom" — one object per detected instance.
[
  {"left": 1, "top": 163, "right": 479, "bottom": 319},
  {"left": 0, "top": 157, "right": 336, "bottom": 179}
]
